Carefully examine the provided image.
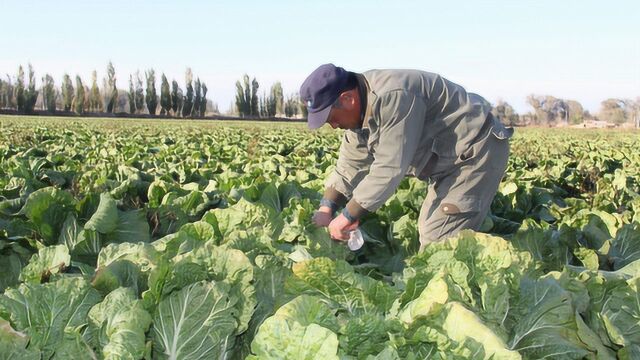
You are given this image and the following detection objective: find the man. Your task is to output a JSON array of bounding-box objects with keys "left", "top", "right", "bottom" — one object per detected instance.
[{"left": 300, "top": 64, "right": 513, "bottom": 251}]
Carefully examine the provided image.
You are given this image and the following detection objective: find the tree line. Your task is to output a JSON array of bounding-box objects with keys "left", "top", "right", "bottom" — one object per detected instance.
[
  {"left": 0, "top": 63, "right": 637, "bottom": 126},
  {"left": 0, "top": 63, "right": 308, "bottom": 119},
  {"left": 492, "top": 95, "right": 640, "bottom": 127}
]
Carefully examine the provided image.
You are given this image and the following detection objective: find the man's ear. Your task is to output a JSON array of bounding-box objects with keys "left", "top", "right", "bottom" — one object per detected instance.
[{"left": 338, "top": 91, "right": 355, "bottom": 108}]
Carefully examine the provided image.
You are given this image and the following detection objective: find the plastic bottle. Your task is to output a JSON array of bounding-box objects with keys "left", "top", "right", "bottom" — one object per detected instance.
[{"left": 347, "top": 229, "right": 364, "bottom": 251}]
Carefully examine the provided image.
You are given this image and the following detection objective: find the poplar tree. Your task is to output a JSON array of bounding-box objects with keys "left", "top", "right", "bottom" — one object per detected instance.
[
  {"left": 134, "top": 71, "right": 144, "bottom": 114},
  {"left": 61, "top": 74, "right": 74, "bottom": 111},
  {"left": 250, "top": 78, "right": 259, "bottom": 116},
  {"left": 42, "top": 74, "right": 56, "bottom": 113},
  {"left": 128, "top": 75, "right": 136, "bottom": 114},
  {"left": 105, "top": 62, "right": 117, "bottom": 113},
  {"left": 160, "top": 74, "right": 171, "bottom": 115},
  {"left": 23, "top": 64, "right": 38, "bottom": 114},
  {"left": 271, "top": 82, "right": 284, "bottom": 115},
  {"left": 145, "top": 69, "right": 157, "bottom": 115},
  {"left": 74, "top": 76, "right": 85, "bottom": 114},
  {"left": 183, "top": 68, "right": 194, "bottom": 117},
  {"left": 171, "top": 80, "right": 180, "bottom": 116},
  {"left": 1, "top": 76, "right": 15, "bottom": 109},
  {"left": 200, "top": 83, "right": 208, "bottom": 116},
  {"left": 15, "top": 66, "right": 25, "bottom": 112},
  {"left": 193, "top": 78, "right": 202, "bottom": 117},
  {"left": 90, "top": 70, "right": 102, "bottom": 112}
]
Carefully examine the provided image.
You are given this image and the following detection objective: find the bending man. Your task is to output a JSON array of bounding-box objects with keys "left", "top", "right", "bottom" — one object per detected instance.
[{"left": 300, "top": 64, "right": 513, "bottom": 251}]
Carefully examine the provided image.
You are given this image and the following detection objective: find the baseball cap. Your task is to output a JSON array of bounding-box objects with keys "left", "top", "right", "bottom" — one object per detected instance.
[{"left": 299, "top": 64, "right": 349, "bottom": 129}]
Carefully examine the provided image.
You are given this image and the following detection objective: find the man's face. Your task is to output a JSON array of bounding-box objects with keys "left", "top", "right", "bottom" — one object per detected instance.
[{"left": 325, "top": 89, "right": 362, "bottom": 130}]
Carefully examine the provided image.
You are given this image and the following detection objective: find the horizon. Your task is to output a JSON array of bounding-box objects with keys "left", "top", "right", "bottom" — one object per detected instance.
[{"left": 2, "top": 0, "right": 638, "bottom": 114}]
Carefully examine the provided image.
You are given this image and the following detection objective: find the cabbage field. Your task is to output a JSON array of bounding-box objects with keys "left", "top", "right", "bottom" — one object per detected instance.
[{"left": 0, "top": 115, "right": 639, "bottom": 359}]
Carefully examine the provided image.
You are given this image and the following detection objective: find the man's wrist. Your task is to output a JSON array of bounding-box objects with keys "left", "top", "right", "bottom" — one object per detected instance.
[
  {"left": 320, "top": 198, "right": 339, "bottom": 214},
  {"left": 341, "top": 207, "right": 357, "bottom": 223}
]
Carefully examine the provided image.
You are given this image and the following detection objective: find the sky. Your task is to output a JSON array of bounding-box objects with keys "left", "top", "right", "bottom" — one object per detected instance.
[{"left": 2, "top": 0, "right": 639, "bottom": 114}]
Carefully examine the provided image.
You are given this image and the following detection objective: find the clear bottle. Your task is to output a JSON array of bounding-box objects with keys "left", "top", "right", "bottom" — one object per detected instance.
[{"left": 347, "top": 229, "right": 364, "bottom": 251}]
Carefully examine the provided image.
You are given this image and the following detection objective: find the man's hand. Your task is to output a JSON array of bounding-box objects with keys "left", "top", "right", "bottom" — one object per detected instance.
[
  {"left": 328, "top": 213, "right": 359, "bottom": 241},
  {"left": 312, "top": 206, "right": 334, "bottom": 227}
]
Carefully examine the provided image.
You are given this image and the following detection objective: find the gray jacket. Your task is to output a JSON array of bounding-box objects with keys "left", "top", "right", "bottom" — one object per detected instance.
[{"left": 324, "top": 69, "right": 512, "bottom": 219}]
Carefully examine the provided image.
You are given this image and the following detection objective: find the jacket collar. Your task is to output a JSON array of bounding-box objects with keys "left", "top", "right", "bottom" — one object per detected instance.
[{"left": 355, "top": 73, "right": 377, "bottom": 130}]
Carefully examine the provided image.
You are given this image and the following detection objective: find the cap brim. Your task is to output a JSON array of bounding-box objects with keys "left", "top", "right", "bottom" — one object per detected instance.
[{"left": 307, "top": 105, "right": 332, "bottom": 129}]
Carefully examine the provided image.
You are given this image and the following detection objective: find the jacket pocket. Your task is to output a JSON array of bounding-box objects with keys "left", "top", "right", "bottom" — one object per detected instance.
[{"left": 439, "top": 195, "right": 482, "bottom": 215}]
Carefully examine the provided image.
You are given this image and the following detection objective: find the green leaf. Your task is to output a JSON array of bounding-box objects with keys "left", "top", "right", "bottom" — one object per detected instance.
[
  {"left": 19, "top": 244, "right": 70, "bottom": 283},
  {"left": 509, "top": 277, "right": 592, "bottom": 359},
  {"left": 151, "top": 281, "right": 239, "bottom": 359},
  {"left": 609, "top": 223, "right": 640, "bottom": 270},
  {"left": 286, "top": 257, "right": 397, "bottom": 315},
  {"left": 0, "top": 277, "right": 102, "bottom": 359},
  {"left": 19, "top": 187, "right": 76, "bottom": 244},
  {"left": 0, "top": 318, "right": 39, "bottom": 359},
  {"left": 249, "top": 318, "right": 339, "bottom": 360},
  {"left": 86, "top": 287, "right": 152, "bottom": 360},
  {"left": 85, "top": 192, "right": 119, "bottom": 234}
]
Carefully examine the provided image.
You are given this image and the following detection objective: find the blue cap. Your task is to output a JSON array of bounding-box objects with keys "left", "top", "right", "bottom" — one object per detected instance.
[{"left": 300, "top": 64, "right": 349, "bottom": 129}]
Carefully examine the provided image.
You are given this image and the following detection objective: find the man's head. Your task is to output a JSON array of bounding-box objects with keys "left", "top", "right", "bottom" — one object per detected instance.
[{"left": 300, "top": 64, "right": 362, "bottom": 130}]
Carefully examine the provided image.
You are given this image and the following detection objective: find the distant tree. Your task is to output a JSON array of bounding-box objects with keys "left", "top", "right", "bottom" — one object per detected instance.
[
  {"left": 1, "top": 76, "right": 15, "bottom": 109},
  {"left": 74, "top": 75, "right": 85, "bottom": 114},
  {"left": 104, "top": 61, "right": 117, "bottom": 113},
  {"left": 15, "top": 66, "right": 25, "bottom": 112},
  {"left": 23, "top": 64, "right": 38, "bottom": 114},
  {"left": 145, "top": 69, "right": 158, "bottom": 115},
  {"left": 491, "top": 100, "right": 518, "bottom": 126},
  {"left": 200, "top": 82, "right": 208, "bottom": 116},
  {"left": 243, "top": 75, "right": 251, "bottom": 116},
  {"left": 128, "top": 75, "right": 136, "bottom": 114},
  {"left": 623, "top": 98, "right": 639, "bottom": 125},
  {"left": 284, "top": 94, "right": 302, "bottom": 118},
  {"left": 598, "top": 98, "right": 627, "bottom": 124},
  {"left": 259, "top": 94, "right": 267, "bottom": 117},
  {"left": 566, "top": 100, "right": 585, "bottom": 124},
  {"left": 183, "top": 68, "right": 194, "bottom": 117},
  {"left": 115, "top": 89, "right": 128, "bottom": 112},
  {"left": 42, "top": 74, "right": 56, "bottom": 113},
  {"left": 134, "top": 71, "right": 144, "bottom": 114},
  {"left": 271, "top": 82, "right": 284, "bottom": 115},
  {"left": 160, "top": 74, "right": 171, "bottom": 115},
  {"left": 526, "top": 95, "right": 569, "bottom": 126},
  {"left": 90, "top": 70, "right": 102, "bottom": 112},
  {"left": 250, "top": 78, "right": 259, "bottom": 116},
  {"left": 0, "top": 78, "right": 5, "bottom": 109},
  {"left": 235, "top": 77, "right": 249, "bottom": 117},
  {"left": 193, "top": 78, "right": 202, "bottom": 117},
  {"left": 61, "top": 74, "right": 74, "bottom": 112},
  {"left": 171, "top": 80, "right": 180, "bottom": 116},
  {"left": 145, "top": 69, "right": 157, "bottom": 115},
  {"left": 176, "top": 86, "right": 184, "bottom": 116}
]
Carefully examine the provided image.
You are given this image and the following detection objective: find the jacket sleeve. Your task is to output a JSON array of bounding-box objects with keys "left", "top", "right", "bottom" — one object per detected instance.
[
  {"left": 346, "top": 90, "right": 427, "bottom": 218},
  {"left": 323, "top": 129, "right": 374, "bottom": 206}
]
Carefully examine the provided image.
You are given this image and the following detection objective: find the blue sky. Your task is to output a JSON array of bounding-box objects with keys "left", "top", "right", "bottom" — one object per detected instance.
[{"left": 2, "top": 0, "right": 638, "bottom": 113}]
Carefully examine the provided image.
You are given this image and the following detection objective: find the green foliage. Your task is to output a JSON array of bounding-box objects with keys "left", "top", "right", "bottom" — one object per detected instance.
[
  {"left": 14, "top": 66, "right": 25, "bottom": 112},
  {"left": 145, "top": 69, "right": 157, "bottom": 115},
  {"left": 61, "top": 74, "right": 74, "bottom": 111},
  {"left": 128, "top": 74, "right": 136, "bottom": 114},
  {"left": 134, "top": 71, "right": 144, "bottom": 114},
  {"left": 42, "top": 74, "right": 56, "bottom": 113},
  {"left": 89, "top": 70, "right": 102, "bottom": 112},
  {"left": 74, "top": 75, "right": 85, "bottom": 114},
  {"left": 182, "top": 68, "right": 194, "bottom": 117},
  {"left": 160, "top": 74, "right": 171, "bottom": 116},
  {"left": 0, "top": 121, "right": 639, "bottom": 359},
  {"left": 105, "top": 61, "right": 117, "bottom": 113},
  {"left": 171, "top": 80, "right": 181, "bottom": 116}
]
